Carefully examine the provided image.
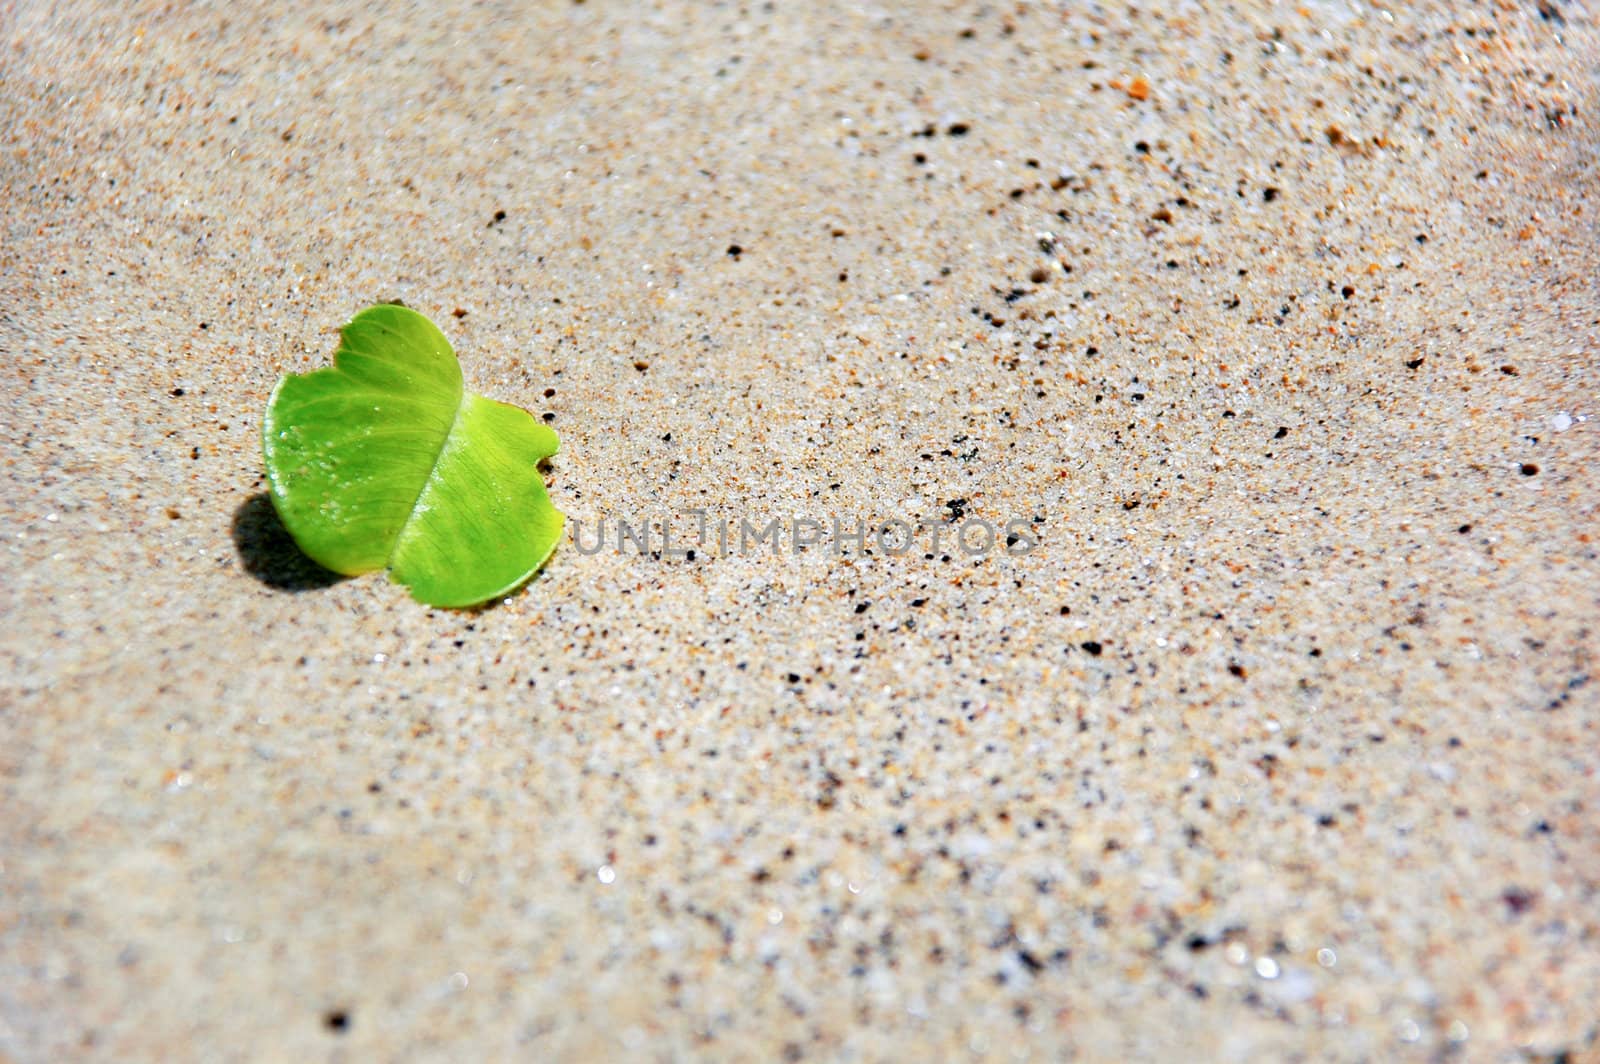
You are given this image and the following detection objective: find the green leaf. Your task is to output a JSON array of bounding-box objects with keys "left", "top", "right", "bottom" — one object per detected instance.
[{"left": 261, "top": 304, "right": 564, "bottom": 607}]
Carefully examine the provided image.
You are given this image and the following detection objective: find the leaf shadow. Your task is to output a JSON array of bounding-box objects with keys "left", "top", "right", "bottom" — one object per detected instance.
[{"left": 231, "top": 494, "right": 347, "bottom": 592}]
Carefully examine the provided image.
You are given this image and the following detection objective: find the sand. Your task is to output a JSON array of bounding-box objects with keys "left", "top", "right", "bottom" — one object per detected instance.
[{"left": 3, "top": 1, "right": 1598, "bottom": 1059}]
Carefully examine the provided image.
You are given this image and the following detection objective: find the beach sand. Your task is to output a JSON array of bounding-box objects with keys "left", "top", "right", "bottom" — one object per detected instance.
[{"left": 3, "top": 1, "right": 1598, "bottom": 1059}]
